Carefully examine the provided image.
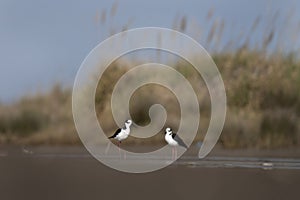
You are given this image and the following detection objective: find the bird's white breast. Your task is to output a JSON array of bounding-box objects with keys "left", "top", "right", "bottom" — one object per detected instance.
[
  {"left": 116, "top": 128, "right": 130, "bottom": 141},
  {"left": 165, "top": 134, "right": 178, "bottom": 146}
]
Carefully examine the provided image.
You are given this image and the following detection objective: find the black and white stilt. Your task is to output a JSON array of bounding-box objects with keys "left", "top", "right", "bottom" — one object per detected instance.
[
  {"left": 105, "top": 119, "right": 133, "bottom": 159},
  {"left": 164, "top": 127, "right": 188, "bottom": 160}
]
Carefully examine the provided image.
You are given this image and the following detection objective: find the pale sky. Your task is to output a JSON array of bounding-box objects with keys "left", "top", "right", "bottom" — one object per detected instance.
[{"left": 0, "top": 0, "right": 299, "bottom": 102}]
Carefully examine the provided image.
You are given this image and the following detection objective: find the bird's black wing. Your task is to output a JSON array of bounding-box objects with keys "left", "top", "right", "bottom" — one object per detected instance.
[
  {"left": 109, "top": 128, "right": 121, "bottom": 139},
  {"left": 172, "top": 133, "right": 188, "bottom": 149}
]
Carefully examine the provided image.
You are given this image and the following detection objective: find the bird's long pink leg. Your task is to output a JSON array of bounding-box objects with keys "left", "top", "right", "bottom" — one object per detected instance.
[
  {"left": 175, "top": 148, "right": 177, "bottom": 160},
  {"left": 105, "top": 142, "right": 111, "bottom": 155},
  {"left": 172, "top": 147, "right": 174, "bottom": 161},
  {"left": 118, "top": 141, "right": 121, "bottom": 159}
]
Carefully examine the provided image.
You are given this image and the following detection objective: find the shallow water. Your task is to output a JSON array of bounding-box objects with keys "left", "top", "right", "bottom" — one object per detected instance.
[
  {"left": 3, "top": 148, "right": 300, "bottom": 170},
  {"left": 1, "top": 146, "right": 300, "bottom": 200}
]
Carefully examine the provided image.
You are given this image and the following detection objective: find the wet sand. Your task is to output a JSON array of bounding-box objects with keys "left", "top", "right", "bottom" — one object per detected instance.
[{"left": 1, "top": 146, "right": 300, "bottom": 200}]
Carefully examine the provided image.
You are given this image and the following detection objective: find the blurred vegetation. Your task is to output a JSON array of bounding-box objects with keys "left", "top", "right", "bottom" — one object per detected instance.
[
  {"left": 1, "top": 4, "right": 300, "bottom": 148},
  {"left": 0, "top": 85, "right": 78, "bottom": 145},
  {"left": 217, "top": 51, "right": 300, "bottom": 148}
]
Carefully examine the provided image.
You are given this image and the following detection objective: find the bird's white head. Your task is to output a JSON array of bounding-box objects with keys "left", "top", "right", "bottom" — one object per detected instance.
[
  {"left": 165, "top": 127, "right": 172, "bottom": 134},
  {"left": 125, "top": 119, "right": 133, "bottom": 127}
]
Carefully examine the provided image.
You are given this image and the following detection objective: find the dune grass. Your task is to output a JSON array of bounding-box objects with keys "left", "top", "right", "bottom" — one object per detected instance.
[{"left": 0, "top": 50, "right": 299, "bottom": 148}]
